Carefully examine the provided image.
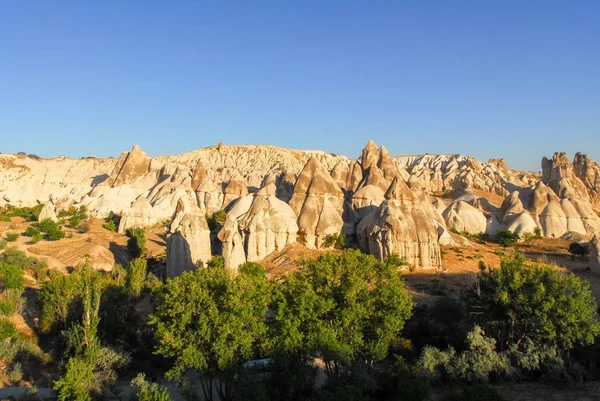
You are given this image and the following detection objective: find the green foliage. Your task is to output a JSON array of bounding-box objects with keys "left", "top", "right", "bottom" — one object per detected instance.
[
  {"left": 0, "top": 289, "right": 24, "bottom": 316},
  {"left": 5, "top": 232, "right": 19, "bottom": 242},
  {"left": 131, "top": 373, "right": 173, "bottom": 401},
  {"left": 496, "top": 229, "right": 519, "bottom": 247},
  {"left": 569, "top": 242, "right": 589, "bottom": 259},
  {"left": 37, "top": 269, "right": 82, "bottom": 332},
  {"left": 23, "top": 226, "right": 40, "bottom": 237},
  {"left": 375, "top": 356, "right": 430, "bottom": 401},
  {"left": 207, "top": 255, "right": 224, "bottom": 269},
  {"left": 37, "top": 218, "right": 66, "bottom": 240},
  {"left": 0, "top": 319, "right": 18, "bottom": 340},
  {"left": 0, "top": 239, "right": 6, "bottom": 250},
  {"left": 271, "top": 249, "right": 413, "bottom": 377},
  {"left": 385, "top": 253, "right": 407, "bottom": 269},
  {"left": 465, "top": 252, "right": 600, "bottom": 351},
  {"left": 0, "top": 247, "right": 47, "bottom": 272},
  {"left": 206, "top": 209, "right": 227, "bottom": 231},
  {"left": 69, "top": 215, "right": 81, "bottom": 228},
  {"left": 420, "top": 326, "right": 512, "bottom": 383},
  {"left": 30, "top": 232, "right": 43, "bottom": 244},
  {"left": 534, "top": 227, "right": 543, "bottom": 239},
  {"left": 0, "top": 264, "right": 24, "bottom": 290},
  {"left": 102, "top": 219, "right": 117, "bottom": 232},
  {"left": 54, "top": 356, "right": 96, "bottom": 401},
  {"left": 0, "top": 204, "right": 44, "bottom": 222},
  {"left": 323, "top": 233, "right": 345, "bottom": 249},
  {"left": 126, "top": 227, "right": 147, "bottom": 258},
  {"left": 126, "top": 258, "right": 147, "bottom": 298},
  {"left": 150, "top": 263, "right": 271, "bottom": 401}
]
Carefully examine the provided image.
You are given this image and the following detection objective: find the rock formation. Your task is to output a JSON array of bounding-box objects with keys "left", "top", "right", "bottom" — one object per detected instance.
[
  {"left": 106, "top": 145, "right": 152, "bottom": 187},
  {"left": 222, "top": 172, "right": 248, "bottom": 210},
  {"left": 542, "top": 152, "right": 590, "bottom": 201},
  {"left": 38, "top": 201, "right": 58, "bottom": 222},
  {"left": 166, "top": 201, "right": 212, "bottom": 278},
  {"left": 357, "top": 176, "right": 442, "bottom": 269},
  {"left": 118, "top": 196, "right": 157, "bottom": 234},
  {"left": 442, "top": 201, "right": 487, "bottom": 234},
  {"left": 219, "top": 183, "right": 298, "bottom": 270},
  {"left": 590, "top": 235, "right": 600, "bottom": 270},
  {"left": 289, "top": 157, "right": 348, "bottom": 248},
  {"left": 573, "top": 153, "right": 600, "bottom": 212}
]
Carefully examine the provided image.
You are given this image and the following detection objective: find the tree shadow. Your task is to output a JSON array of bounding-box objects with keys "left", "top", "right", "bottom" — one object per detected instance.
[
  {"left": 90, "top": 173, "right": 109, "bottom": 186},
  {"left": 109, "top": 241, "right": 131, "bottom": 267}
]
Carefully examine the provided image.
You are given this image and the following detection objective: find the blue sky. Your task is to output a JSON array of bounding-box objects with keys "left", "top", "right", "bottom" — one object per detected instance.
[{"left": 0, "top": 1, "right": 598, "bottom": 171}]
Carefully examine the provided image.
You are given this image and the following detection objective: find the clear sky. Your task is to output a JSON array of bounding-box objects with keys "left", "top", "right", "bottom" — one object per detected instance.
[{"left": 0, "top": 1, "right": 598, "bottom": 172}]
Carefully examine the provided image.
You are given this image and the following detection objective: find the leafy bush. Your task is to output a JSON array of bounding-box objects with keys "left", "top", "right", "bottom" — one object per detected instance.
[
  {"left": 0, "top": 264, "right": 25, "bottom": 290},
  {"left": 0, "top": 247, "right": 47, "bottom": 272},
  {"left": 54, "top": 356, "right": 97, "bottom": 401},
  {"left": 375, "top": 356, "right": 430, "bottom": 401},
  {"left": 69, "top": 215, "right": 81, "bottom": 228},
  {"left": 324, "top": 233, "right": 345, "bottom": 249},
  {"left": 5, "top": 232, "right": 19, "bottom": 242},
  {"left": 0, "top": 239, "right": 6, "bottom": 250},
  {"left": 420, "top": 326, "right": 512, "bottom": 383},
  {"left": 7, "top": 361, "right": 23, "bottom": 384},
  {"left": 496, "top": 229, "right": 519, "bottom": 247},
  {"left": 126, "top": 228, "right": 147, "bottom": 258},
  {"left": 0, "top": 289, "right": 24, "bottom": 316},
  {"left": 569, "top": 242, "right": 589, "bottom": 260},
  {"left": 126, "top": 258, "right": 147, "bottom": 298},
  {"left": 0, "top": 319, "right": 18, "bottom": 340},
  {"left": 78, "top": 221, "right": 90, "bottom": 234},
  {"left": 130, "top": 373, "right": 173, "bottom": 401},
  {"left": 23, "top": 226, "right": 41, "bottom": 237},
  {"left": 464, "top": 252, "right": 600, "bottom": 351},
  {"left": 30, "top": 233, "right": 43, "bottom": 244},
  {"left": 534, "top": 227, "right": 543, "bottom": 239},
  {"left": 205, "top": 209, "right": 227, "bottom": 231},
  {"left": 102, "top": 219, "right": 117, "bottom": 232},
  {"left": 37, "top": 218, "right": 65, "bottom": 240}
]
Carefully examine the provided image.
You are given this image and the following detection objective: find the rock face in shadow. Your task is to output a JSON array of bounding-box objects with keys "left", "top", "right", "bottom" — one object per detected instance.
[
  {"left": 289, "top": 157, "right": 347, "bottom": 248},
  {"left": 219, "top": 183, "right": 298, "bottom": 271},
  {"left": 166, "top": 209, "right": 212, "bottom": 278},
  {"left": 357, "top": 176, "right": 442, "bottom": 269},
  {"left": 590, "top": 235, "right": 600, "bottom": 271}
]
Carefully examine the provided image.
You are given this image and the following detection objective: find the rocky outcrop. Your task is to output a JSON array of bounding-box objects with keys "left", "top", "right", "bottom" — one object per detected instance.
[
  {"left": 38, "top": 201, "right": 58, "bottom": 222},
  {"left": 357, "top": 176, "right": 442, "bottom": 269},
  {"left": 495, "top": 181, "right": 600, "bottom": 238},
  {"left": 222, "top": 173, "right": 248, "bottom": 210},
  {"left": 289, "top": 157, "right": 348, "bottom": 248},
  {"left": 542, "top": 152, "right": 590, "bottom": 201},
  {"left": 573, "top": 153, "right": 600, "bottom": 212},
  {"left": 166, "top": 209, "right": 212, "bottom": 278},
  {"left": 106, "top": 145, "right": 152, "bottom": 187},
  {"left": 118, "top": 196, "right": 157, "bottom": 234},
  {"left": 443, "top": 201, "right": 487, "bottom": 234},
  {"left": 590, "top": 235, "right": 600, "bottom": 270},
  {"left": 219, "top": 183, "right": 298, "bottom": 271}
]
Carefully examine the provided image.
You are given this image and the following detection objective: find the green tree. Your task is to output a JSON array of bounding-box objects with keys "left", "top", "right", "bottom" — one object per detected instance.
[
  {"left": 496, "top": 229, "right": 519, "bottom": 248},
  {"left": 54, "top": 357, "right": 96, "bottom": 401},
  {"left": 271, "top": 249, "right": 413, "bottom": 378},
  {"left": 150, "top": 262, "right": 270, "bottom": 401},
  {"left": 125, "top": 258, "right": 148, "bottom": 298},
  {"left": 0, "top": 264, "right": 24, "bottom": 291},
  {"left": 465, "top": 252, "right": 600, "bottom": 351},
  {"left": 568, "top": 242, "right": 589, "bottom": 260},
  {"left": 126, "top": 228, "right": 147, "bottom": 258},
  {"left": 130, "top": 373, "right": 173, "bottom": 401},
  {"left": 38, "top": 270, "right": 81, "bottom": 333}
]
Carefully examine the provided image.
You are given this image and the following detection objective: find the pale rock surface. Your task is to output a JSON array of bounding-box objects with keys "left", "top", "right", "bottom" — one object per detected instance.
[
  {"left": 222, "top": 172, "right": 248, "bottom": 210},
  {"left": 289, "top": 157, "right": 347, "bottom": 248},
  {"left": 118, "top": 196, "right": 157, "bottom": 234},
  {"left": 542, "top": 152, "right": 590, "bottom": 202},
  {"left": 218, "top": 184, "right": 298, "bottom": 271},
  {"left": 166, "top": 210, "right": 212, "bottom": 278},
  {"left": 573, "top": 153, "right": 600, "bottom": 212},
  {"left": 38, "top": 201, "right": 58, "bottom": 222},
  {"left": 195, "top": 178, "right": 224, "bottom": 215},
  {"left": 357, "top": 176, "right": 442, "bottom": 269},
  {"left": 442, "top": 201, "right": 487, "bottom": 234}
]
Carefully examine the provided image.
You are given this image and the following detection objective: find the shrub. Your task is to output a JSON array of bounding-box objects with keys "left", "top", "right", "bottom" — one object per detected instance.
[
  {"left": 0, "top": 320, "right": 18, "bottom": 340},
  {"left": 0, "top": 247, "right": 47, "bottom": 272},
  {"left": 130, "top": 373, "right": 173, "bottom": 401},
  {"left": 205, "top": 209, "right": 227, "bottom": 231},
  {"left": 126, "top": 228, "right": 147, "bottom": 258},
  {"left": 464, "top": 252, "right": 600, "bottom": 351},
  {"left": 7, "top": 362, "right": 23, "bottom": 384},
  {"left": 38, "top": 218, "right": 65, "bottom": 240},
  {"left": 5, "top": 233, "right": 19, "bottom": 242},
  {"left": 103, "top": 220, "right": 117, "bottom": 232},
  {"left": 69, "top": 215, "right": 81, "bottom": 228},
  {"left": 534, "top": 227, "right": 543, "bottom": 239},
  {"left": 496, "top": 229, "right": 519, "bottom": 247},
  {"left": 569, "top": 242, "right": 589, "bottom": 260},
  {"left": 0, "top": 264, "right": 24, "bottom": 291},
  {"left": 126, "top": 258, "right": 147, "bottom": 298},
  {"left": 23, "top": 226, "right": 40, "bottom": 237},
  {"left": 324, "top": 233, "right": 346, "bottom": 249},
  {"left": 78, "top": 222, "right": 90, "bottom": 234},
  {"left": 0, "top": 289, "right": 24, "bottom": 316},
  {"left": 30, "top": 233, "right": 43, "bottom": 244},
  {"left": 0, "top": 240, "right": 6, "bottom": 250},
  {"left": 375, "top": 356, "right": 430, "bottom": 401}
]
